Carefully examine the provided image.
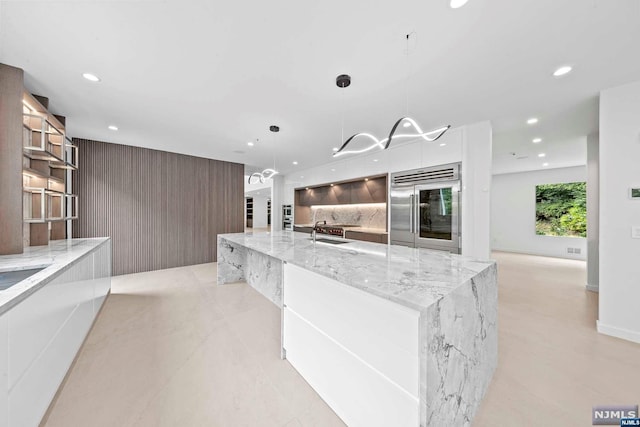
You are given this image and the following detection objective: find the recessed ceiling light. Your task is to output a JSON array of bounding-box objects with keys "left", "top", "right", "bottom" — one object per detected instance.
[
  {"left": 373, "top": 159, "right": 379, "bottom": 162},
  {"left": 300, "top": 176, "right": 304, "bottom": 178},
  {"left": 553, "top": 66, "right": 573, "bottom": 77},
  {"left": 532, "top": 138, "right": 542, "bottom": 143},
  {"left": 527, "top": 118, "right": 539, "bottom": 125},
  {"left": 330, "top": 183, "right": 334, "bottom": 187},
  {"left": 440, "top": 143, "right": 446, "bottom": 147},
  {"left": 247, "top": 141, "right": 254, "bottom": 146},
  {"left": 538, "top": 153, "right": 546, "bottom": 158},
  {"left": 292, "top": 161, "right": 298, "bottom": 165},
  {"left": 450, "top": 0, "right": 469, "bottom": 8},
  {"left": 403, "top": 122, "right": 411, "bottom": 128},
  {"left": 543, "top": 163, "right": 549, "bottom": 167},
  {"left": 108, "top": 125, "right": 118, "bottom": 131},
  {"left": 365, "top": 178, "right": 369, "bottom": 181},
  {"left": 332, "top": 147, "right": 339, "bottom": 152},
  {"left": 82, "top": 73, "right": 100, "bottom": 82}
]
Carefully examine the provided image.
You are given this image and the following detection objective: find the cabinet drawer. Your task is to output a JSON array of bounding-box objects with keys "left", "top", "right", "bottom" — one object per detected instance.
[
  {"left": 283, "top": 263, "right": 419, "bottom": 397},
  {"left": 284, "top": 308, "right": 419, "bottom": 427}
]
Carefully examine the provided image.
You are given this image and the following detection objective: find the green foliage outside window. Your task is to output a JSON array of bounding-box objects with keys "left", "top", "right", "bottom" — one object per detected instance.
[{"left": 535, "top": 182, "right": 587, "bottom": 238}]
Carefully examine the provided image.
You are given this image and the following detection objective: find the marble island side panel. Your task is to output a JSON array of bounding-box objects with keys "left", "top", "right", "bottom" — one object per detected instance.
[
  {"left": 421, "top": 263, "right": 497, "bottom": 426},
  {"left": 217, "top": 236, "right": 283, "bottom": 308}
]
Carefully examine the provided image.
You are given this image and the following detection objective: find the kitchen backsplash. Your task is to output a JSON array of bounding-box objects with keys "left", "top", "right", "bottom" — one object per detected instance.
[{"left": 310, "top": 203, "right": 386, "bottom": 229}]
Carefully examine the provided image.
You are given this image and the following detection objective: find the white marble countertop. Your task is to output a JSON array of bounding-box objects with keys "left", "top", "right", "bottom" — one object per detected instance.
[
  {"left": 0, "top": 238, "right": 110, "bottom": 315},
  {"left": 218, "top": 231, "right": 494, "bottom": 313}
]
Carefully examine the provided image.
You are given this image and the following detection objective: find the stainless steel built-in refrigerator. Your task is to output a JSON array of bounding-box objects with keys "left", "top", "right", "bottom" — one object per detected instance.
[{"left": 390, "top": 163, "right": 461, "bottom": 254}]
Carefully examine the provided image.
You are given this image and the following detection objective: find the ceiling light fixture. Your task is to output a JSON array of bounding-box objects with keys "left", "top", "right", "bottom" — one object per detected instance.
[
  {"left": 450, "top": 0, "right": 469, "bottom": 8},
  {"left": 292, "top": 161, "right": 298, "bottom": 165},
  {"left": 332, "top": 147, "right": 339, "bottom": 152},
  {"left": 108, "top": 125, "right": 118, "bottom": 131},
  {"left": 543, "top": 163, "right": 549, "bottom": 167},
  {"left": 82, "top": 73, "right": 100, "bottom": 82},
  {"left": 440, "top": 143, "right": 446, "bottom": 147},
  {"left": 332, "top": 34, "right": 450, "bottom": 158},
  {"left": 247, "top": 141, "right": 254, "bottom": 146},
  {"left": 532, "top": 138, "right": 542, "bottom": 143},
  {"left": 538, "top": 153, "right": 546, "bottom": 158},
  {"left": 553, "top": 66, "right": 573, "bottom": 77},
  {"left": 527, "top": 118, "right": 539, "bottom": 125},
  {"left": 248, "top": 127, "right": 280, "bottom": 184}
]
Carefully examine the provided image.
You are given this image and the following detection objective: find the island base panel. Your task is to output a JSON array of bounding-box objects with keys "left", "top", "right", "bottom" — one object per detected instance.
[{"left": 217, "top": 236, "right": 283, "bottom": 308}]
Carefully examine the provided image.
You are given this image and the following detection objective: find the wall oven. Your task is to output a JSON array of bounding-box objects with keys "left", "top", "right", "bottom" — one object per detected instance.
[
  {"left": 282, "top": 204, "right": 293, "bottom": 230},
  {"left": 390, "top": 163, "right": 461, "bottom": 254}
]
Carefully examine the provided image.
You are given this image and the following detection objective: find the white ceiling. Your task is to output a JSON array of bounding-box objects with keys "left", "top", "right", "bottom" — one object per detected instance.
[{"left": 1, "top": 0, "right": 639, "bottom": 175}]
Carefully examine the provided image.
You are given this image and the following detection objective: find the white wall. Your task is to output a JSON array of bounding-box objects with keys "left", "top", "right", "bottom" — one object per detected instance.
[
  {"left": 251, "top": 195, "right": 270, "bottom": 228},
  {"left": 491, "top": 166, "right": 587, "bottom": 260},
  {"left": 586, "top": 133, "right": 599, "bottom": 292},
  {"left": 283, "top": 122, "right": 493, "bottom": 259},
  {"left": 598, "top": 80, "right": 640, "bottom": 344},
  {"left": 270, "top": 175, "right": 284, "bottom": 232},
  {"left": 461, "top": 122, "right": 493, "bottom": 260}
]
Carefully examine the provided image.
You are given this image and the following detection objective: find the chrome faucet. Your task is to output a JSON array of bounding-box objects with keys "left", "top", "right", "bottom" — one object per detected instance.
[{"left": 311, "top": 220, "right": 326, "bottom": 243}]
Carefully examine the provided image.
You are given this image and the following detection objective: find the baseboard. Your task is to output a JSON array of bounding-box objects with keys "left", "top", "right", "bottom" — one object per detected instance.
[
  {"left": 586, "top": 284, "right": 599, "bottom": 293},
  {"left": 491, "top": 247, "right": 587, "bottom": 261},
  {"left": 597, "top": 321, "right": 640, "bottom": 344}
]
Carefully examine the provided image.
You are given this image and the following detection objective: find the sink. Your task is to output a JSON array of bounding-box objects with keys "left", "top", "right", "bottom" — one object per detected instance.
[
  {"left": 0, "top": 268, "right": 46, "bottom": 291},
  {"left": 310, "top": 238, "right": 351, "bottom": 245}
]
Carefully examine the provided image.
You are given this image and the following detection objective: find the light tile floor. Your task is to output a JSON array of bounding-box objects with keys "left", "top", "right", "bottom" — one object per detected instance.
[{"left": 42, "top": 252, "right": 640, "bottom": 427}]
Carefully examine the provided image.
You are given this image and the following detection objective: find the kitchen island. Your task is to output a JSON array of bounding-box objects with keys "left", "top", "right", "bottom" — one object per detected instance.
[{"left": 217, "top": 231, "right": 497, "bottom": 427}]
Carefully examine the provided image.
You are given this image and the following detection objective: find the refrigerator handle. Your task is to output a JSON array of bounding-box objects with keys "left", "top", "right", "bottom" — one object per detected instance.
[{"left": 409, "top": 193, "right": 414, "bottom": 234}]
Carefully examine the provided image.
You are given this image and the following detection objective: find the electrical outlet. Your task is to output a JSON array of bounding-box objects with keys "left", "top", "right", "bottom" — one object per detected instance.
[
  {"left": 574, "top": 248, "right": 581, "bottom": 254},
  {"left": 567, "top": 247, "right": 574, "bottom": 254},
  {"left": 632, "top": 226, "right": 640, "bottom": 239}
]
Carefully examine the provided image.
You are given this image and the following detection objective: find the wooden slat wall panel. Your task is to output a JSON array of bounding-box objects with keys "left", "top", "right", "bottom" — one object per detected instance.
[
  {"left": 72, "top": 139, "right": 244, "bottom": 275},
  {"left": 0, "top": 64, "right": 25, "bottom": 255}
]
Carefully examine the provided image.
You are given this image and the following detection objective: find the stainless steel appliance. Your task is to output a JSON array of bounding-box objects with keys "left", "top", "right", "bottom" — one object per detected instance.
[
  {"left": 390, "top": 163, "right": 461, "bottom": 253},
  {"left": 313, "top": 223, "right": 358, "bottom": 238},
  {"left": 282, "top": 204, "right": 293, "bottom": 230}
]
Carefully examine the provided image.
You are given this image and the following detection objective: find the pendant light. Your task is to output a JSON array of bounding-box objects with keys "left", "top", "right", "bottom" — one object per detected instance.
[
  {"left": 248, "top": 125, "right": 280, "bottom": 184},
  {"left": 333, "top": 33, "right": 450, "bottom": 158}
]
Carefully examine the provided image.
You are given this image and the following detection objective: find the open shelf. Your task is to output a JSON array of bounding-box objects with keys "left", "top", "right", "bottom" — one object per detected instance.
[{"left": 21, "top": 91, "right": 78, "bottom": 245}]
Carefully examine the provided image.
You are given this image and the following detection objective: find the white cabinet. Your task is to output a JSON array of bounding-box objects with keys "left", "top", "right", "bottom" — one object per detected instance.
[
  {"left": 283, "top": 263, "right": 420, "bottom": 427},
  {"left": 0, "top": 240, "right": 111, "bottom": 427}
]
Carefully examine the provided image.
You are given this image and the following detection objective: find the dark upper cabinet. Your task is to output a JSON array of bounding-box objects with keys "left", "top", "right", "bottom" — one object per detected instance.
[
  {"left": 351, "top": 177, "right": 386, "bottom": 204},
  {"left": 295, "top": 175, "right": 387, "bottom": 206},
  {"left": 297, "top": 187, "right": 317, "bottom": 206},
  {"left": 329, "top": 183, "right": 351, "bottom": 204}
]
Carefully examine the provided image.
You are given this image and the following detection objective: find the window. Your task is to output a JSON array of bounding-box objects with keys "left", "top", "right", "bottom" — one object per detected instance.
[{"left": 535, "top": 182, "right": 586, "bottom": 238}]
